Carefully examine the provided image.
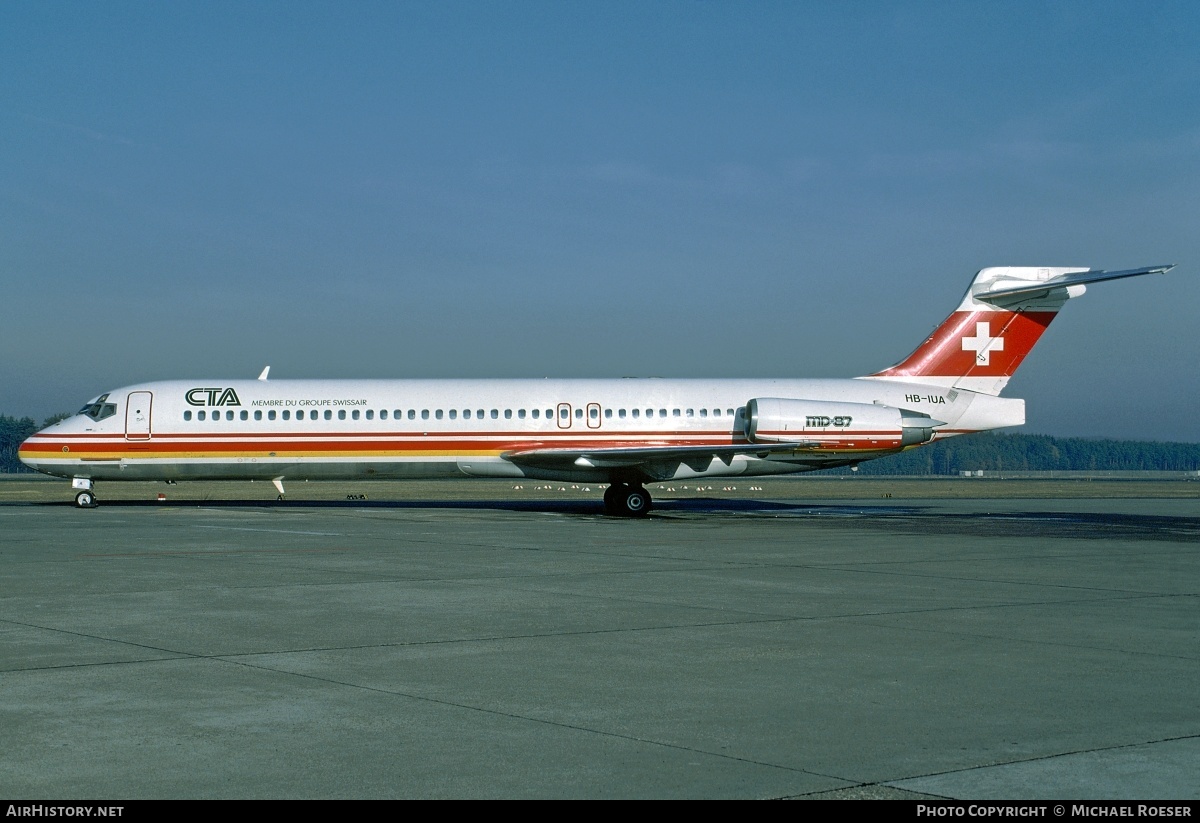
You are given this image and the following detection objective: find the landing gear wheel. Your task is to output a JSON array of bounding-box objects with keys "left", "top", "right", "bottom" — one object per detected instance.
[
  {"left": 604, "top": 483, "right": 651, "bottom": 517},
  {"left": 603, "top": 483, "right": 626, "bottom": 514},
  {"left": 75, "top": 490, "right": 97, "bottom": 509},
  {"left": 622, "top": 486, "right": 651, "bottom": 517}
]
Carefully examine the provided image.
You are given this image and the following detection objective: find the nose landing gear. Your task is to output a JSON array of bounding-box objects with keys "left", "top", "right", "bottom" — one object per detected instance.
[
  {"left": 72, "top": 478, "right": 98, "bottom": 508},
  {"left": 603, "top": 483, "right": 652, "bottom": 517}
]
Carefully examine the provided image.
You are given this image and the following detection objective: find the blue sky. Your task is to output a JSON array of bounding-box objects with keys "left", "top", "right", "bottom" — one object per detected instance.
[{"left": 3, "top": 1, "right": 1199, "bottom": 440}]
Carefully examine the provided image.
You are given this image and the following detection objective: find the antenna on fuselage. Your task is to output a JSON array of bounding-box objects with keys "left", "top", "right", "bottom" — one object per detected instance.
[{"left": 257, "top": 366, "right": 270, "bottom": 381}]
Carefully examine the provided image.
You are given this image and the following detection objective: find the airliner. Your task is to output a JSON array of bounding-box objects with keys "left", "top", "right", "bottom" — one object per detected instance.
[{"left": 19, "top": 263, "right": 1177, "bottom": 515}]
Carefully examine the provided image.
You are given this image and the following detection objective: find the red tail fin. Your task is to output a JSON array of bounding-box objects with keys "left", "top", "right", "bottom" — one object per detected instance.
[
  {"left": 872, "top": 308, "right": 1058, "bottom": 395},
  {"left": 867, "top": 266, "right": 1101, "bottom": 395}
]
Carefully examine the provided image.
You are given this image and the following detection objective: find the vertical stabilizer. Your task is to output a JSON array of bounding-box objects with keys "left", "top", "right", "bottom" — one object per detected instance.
[{"left": 865, "top": 265, "right": 1173, "bottom": 396}]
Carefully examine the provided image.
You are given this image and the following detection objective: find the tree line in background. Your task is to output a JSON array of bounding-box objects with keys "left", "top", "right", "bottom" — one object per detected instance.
[
  {"left": 2, "top": 413, "right": 1198, "bottom": 475},
  {"left": 829, "top": 431, "right": 1200, "bottom": 475}
]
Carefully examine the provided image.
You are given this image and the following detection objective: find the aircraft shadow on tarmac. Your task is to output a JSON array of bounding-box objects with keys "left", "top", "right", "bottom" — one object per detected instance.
[
  {"left": 19, "top": 497, "right": 1200, "bottom": 540},
  {"left": 27, "top": 496, "right": 885, "bottom": 516}
]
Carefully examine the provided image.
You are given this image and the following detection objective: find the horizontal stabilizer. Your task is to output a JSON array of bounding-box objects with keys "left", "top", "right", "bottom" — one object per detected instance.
[{"left": 975, "top": 264, "right": 1175, "bottom": 302}]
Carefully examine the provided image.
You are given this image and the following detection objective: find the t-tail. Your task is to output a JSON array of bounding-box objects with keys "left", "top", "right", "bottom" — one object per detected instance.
[{"left": 864, "top": 265, "right": 1176, "bottom": 396}]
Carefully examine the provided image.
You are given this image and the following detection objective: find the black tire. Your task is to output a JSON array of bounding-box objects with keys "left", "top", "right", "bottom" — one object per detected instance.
[
  {"left": 622, "top": 486, "right": 651, "bottom": 517},
  {"left": 75, "top": 491, "right": 96, "bottom": 509},
  {"left": 603, "top": 483, "right": 627, "bottom": 514},
  {"left": 602, "top": 483, "right": 652, "bottom": 517}
]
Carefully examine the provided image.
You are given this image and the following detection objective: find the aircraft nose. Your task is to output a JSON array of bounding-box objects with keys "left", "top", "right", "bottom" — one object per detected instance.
[
  {"left": 17, "top": 430, "right": 48, "bottom": 471},
  {"left": 18, "top": 431, "right": 36, "bottom": 459},
  {"left": 18, "top": 435, "right": 35, "bottom": 469}
]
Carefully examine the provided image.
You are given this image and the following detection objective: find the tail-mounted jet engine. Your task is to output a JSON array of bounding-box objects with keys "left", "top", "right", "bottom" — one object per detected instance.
[{"left": 745, "top": 398, "right": 938, "bottom": 450}]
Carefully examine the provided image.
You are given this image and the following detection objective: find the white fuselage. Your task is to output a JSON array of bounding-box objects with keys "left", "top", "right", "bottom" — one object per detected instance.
[{"left": 19, "top": 377, "right": 1023, "bottom": 484}]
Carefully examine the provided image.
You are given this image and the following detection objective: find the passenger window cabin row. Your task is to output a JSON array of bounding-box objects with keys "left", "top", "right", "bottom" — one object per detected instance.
[{"left": 181, "top": 406, "right": 742, "bottom": 423}]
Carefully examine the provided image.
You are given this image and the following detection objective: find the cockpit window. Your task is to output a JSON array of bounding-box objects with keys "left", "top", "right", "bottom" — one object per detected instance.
[{"left": 77, "top": 393, "right": 117, "bottom": 422}]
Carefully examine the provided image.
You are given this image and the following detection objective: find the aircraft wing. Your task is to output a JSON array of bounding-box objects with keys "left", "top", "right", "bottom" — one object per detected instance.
[
  {"left": 502, "top": 441, "right": 818, "bottom": 472},
  {"left": 975, "top": 264, "right": 1176, "bottom": 302}
]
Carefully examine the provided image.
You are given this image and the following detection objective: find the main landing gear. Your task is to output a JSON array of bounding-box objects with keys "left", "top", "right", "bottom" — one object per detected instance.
[{"left": 603, "top": 483, "right": 652, "bottom": 517}]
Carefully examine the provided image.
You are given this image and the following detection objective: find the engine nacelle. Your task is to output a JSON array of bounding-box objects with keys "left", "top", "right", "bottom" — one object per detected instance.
[{"left": 744, "top": 398, "right": 936, "bottom": 450}]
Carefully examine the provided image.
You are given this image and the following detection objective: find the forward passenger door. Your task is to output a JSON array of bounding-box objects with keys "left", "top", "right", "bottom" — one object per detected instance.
[{"left": 125, "top": 391, "right": 153, "bottom": 441}]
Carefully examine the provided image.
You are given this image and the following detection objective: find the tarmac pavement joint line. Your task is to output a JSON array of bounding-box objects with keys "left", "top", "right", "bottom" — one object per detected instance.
[
  {"left": 210, "top": 653, "right": 855, "bottom": 788},
  {"left": 883, "top": 733, "right": 1200, "bottom": 800}
]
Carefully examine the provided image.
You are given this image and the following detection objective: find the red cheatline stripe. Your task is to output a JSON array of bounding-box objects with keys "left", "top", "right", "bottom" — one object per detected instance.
[
  {"left": 26, "top": 429, "right": 746, "bottom": 440},
  {"left": 21, "top": 431, "right": 911, "bottom": 453}
]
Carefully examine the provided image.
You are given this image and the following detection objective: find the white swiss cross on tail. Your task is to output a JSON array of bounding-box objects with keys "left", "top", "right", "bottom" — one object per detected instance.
[{"left": 960, "top": 321, "right": 1005, "bottom": 366}]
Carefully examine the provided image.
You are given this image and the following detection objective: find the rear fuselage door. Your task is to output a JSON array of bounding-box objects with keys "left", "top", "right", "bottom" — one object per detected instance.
[{"left": 125, "top": 391, "right": 153, "bottom": 440}]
